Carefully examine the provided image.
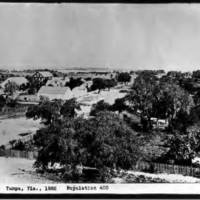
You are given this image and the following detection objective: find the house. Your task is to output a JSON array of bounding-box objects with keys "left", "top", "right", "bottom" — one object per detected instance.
[
  {"left": 37, "top": 86, "right": 73, "bottom": 101},
  {"left": 46, "top": 77, "right": 68, "bottom": 87},
  {"left": 1, "top": 77, "right": 28, "bottom": 89},
  {"left": 32, "top": 71, "right": 53, "bottom": 82},
  {"left": 150, "top": 117, "right": 169, "bottom": 130}
]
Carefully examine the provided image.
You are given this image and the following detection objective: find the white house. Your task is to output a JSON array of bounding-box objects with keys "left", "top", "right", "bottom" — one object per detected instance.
[
  {"left": 46, "top": 77, "right": 68, "bottom": 87},
  {"left": 1, "top": 77, "right": 28, "bottom": 89},
  {"left": 37, "top": 86, "right": 73, "bottom": 101}
]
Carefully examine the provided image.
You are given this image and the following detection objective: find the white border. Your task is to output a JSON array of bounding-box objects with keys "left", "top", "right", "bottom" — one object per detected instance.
[{"left": 1, "top": 183, "right": 200, "bottom": 194}]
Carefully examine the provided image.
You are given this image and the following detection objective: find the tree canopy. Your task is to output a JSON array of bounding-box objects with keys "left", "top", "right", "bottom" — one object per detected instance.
[
  {"left": 26, "top": 98, "right": 80, "bottom": 125},
  {"left": 90, "top": 78, "right": 117, "bottom": 93},
  {"left": 127, "top": 71, "right": 194, "bottom": 130},
  {"left": 117, "top": 72, "right": 131, "bottom": 84},
  {"left": 65, "top": 77, "right": 84, "bottom": 90},
  {"left": 33, "top": 110, "right": 141, "bottom": 181},
  {"left": 4, "top": 81, "right": 19, "bottom": 96}
]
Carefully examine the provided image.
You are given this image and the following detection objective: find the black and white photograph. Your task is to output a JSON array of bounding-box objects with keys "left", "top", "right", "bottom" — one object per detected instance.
[{"left": 1, "top": 1, "right": 200, "bottom": 196}]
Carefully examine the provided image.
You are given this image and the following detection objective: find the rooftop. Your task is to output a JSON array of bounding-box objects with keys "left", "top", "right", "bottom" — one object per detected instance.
[
  {"left": 37, "top": 71, "right": 53, "bottom": 77},
  {"left": 1, "top": 77, "right": 28, "bottom": 87},
  {"left": 38, "top": 86, "right": 71, "bottom": 95}
]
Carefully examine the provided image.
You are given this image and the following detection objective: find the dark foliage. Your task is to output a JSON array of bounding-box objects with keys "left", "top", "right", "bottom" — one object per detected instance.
[
  {"left": 33, "top": 111, "right": 141, "bottom": 182},
  {"left": 90, "top": 100, "right": 111, "bottom": 116},
  {"left": 65, "top": 77, "right": 84, "bottom": 90},
  {"left": 117, "top": 72, "right": 131, "bottom": 84},
  {"left": 90, "top": 78, "right": 116, "bottom": 93}
]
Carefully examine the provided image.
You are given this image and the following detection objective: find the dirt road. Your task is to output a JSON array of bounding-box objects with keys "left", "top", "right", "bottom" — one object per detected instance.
[{"left": 0, "top": 157, "right": 56, "bottom": 184}]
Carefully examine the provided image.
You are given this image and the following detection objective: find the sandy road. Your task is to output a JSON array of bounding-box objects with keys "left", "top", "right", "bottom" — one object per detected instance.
[{"left": 0, "top": 157, "right": 56, "bottom": 184}]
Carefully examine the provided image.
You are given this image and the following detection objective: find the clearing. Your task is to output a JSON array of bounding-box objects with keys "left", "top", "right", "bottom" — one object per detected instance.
[
  {"left": 113, "top": 170, "right": 200, "bottom": 183},
  {"left": 0, "top": 157, "right": 58, "bottom": 184},
  {"left": 0, "top": 117, "right": 42, "bottom": 146}
]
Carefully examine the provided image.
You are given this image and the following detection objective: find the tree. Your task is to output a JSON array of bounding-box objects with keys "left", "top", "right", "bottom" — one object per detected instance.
[
  {"left": 26, "top": 76, "right": 47, "bottom": 95},
  {"left": 90, "top": 78, "right": 117, "bottom": 93},
  {"left": 26, "top": 98, "right": 81, "bottom": 125},
  {"left": 4, "top": 81, "right": 19, "bottom": 96},
  {"left": 140, "top": 132, "right": 169, "bottom": 163},
  {"left": 117, "top": 72, "right": 131, "bottom": 84},
  {"left": 127, "top": 71, "right": 194, "bottom": 131},
  {"left": 0, "top": 95, "right": 6, "bottom": 111},
  {"left": 90, "top": 78, "right": 107, "bottom": 93},
  {"left": 19, "top": 83, "right": 29, "bottom": 91},
  {"left": 33, "top": 111, "right": 141, "bottom": 182},
  {"left": 104, "top": 79, "right": 117, "bottom": 90},
  {"left": 193, "top": 70, "right": 200, "bottom": 79},
  {"left": 75, "top": 111, "right": 141, "bottom": 180},
  {"left": 26, "top": 99, "right": 63, "bottom": 125},
  {"left": 127, "top": 71, "right": 158, "bottom": 130},
  {"left": 65, "top": 77, "right": 84, "bottom": 90},
  {"left": 157, "top": 83, "right": 194, "bottom": 123},
  {"left": 60, "top": 98, "right": 81, "bottom": 118},
  {"left": 34, "top": 118, "right": 78, "bottom": 171},
  {"left": 111, "top": 97, "right": 128, "bottom": 113},
  {"left": 90, "top": 100, "right": 111, "bottom": 116},
  {"left": 155, "top": 123, "right": 200, "bottom": 165}
]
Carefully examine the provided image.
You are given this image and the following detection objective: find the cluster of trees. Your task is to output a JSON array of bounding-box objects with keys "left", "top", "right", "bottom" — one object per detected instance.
[
  {"left": 23, "top": 68, "right": 200, "bottom": 182},
  {"left": 124, "top": 70, "right": 200, "bottom": 165},
  {"left": 90, "top": 78, "right": 117, "bottom": 93},
  {"left": 26, "top": 98, "right": 141, "bottom": 182},
  {"left": 4, "top": 81, "right": 19, "bottom": 96},
  {"left": 88, "top": 70, "right": 200, "bottom": 165},
  {"left": 89, "top": 98, "right": 128, "bottom": 116},
  {"left": 116, "top": 72, "right": 131, "bottom": 84},
  {"left": 89, "top": 72, "right": 131, "bottom": 93},
  {"left": 0, "top": 94, "right": 17, "bottom": 111}
]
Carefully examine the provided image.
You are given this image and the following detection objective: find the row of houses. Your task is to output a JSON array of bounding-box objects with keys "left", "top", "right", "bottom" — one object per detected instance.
[
  {"left": 0, "top": 71, "right": 91, "bottom": 102},
  {"left": 0, "top": 71, "right": 53, "bottom": 89},
  {"left": 37, "top": 86, "right": 85, "bottom": 100}
]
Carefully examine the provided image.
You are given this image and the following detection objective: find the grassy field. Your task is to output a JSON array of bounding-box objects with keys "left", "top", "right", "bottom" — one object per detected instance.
[
  {"left": 0, "top": 157, "right": 58, "bottom": 184},
  {"left": 0, "top": 117, "right": 42, "bottom": 146}
]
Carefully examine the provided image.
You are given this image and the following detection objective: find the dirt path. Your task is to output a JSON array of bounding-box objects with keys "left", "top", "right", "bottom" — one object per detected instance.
[{"left": 0, "top": 157, "right": 57, "bottom": 184}]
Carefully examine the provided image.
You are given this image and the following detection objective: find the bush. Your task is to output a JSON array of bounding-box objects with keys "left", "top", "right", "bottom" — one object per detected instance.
[{"left": 117, "top": 72, "right": 131, "bottom": 84}]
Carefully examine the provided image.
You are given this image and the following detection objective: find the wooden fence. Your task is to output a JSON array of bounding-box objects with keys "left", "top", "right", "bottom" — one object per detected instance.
[
  {"left": 135, "top": 161, "right": 200, "bottom": 177},
  {"left": 1, "top": 148, "right": 200, "bottom": 177},
  {"left": 0, "top": 106, "right": 28, "bottom": 117},
  {"left": 0, "top": 149, "right": 38, "bottom": 160}
]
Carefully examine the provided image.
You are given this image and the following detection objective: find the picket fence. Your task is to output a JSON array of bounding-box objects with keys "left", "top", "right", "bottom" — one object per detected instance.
[
  {"left": 1, "top": 148, "right": 200, "bottom": 177},
  {"left": 135, "top": 161, "right": 200, "bottom": 177},
  {"left": 0, "top": 149, "right": 38, "bottom": 160}
]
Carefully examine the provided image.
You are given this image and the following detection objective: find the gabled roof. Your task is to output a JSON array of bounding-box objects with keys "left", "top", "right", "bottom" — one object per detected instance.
[
  {"left": 37, "top": 71, "right": 53, "bottom": 77},
  {"left": 38, "top": 86, "right": 71, "bottom": 95}
]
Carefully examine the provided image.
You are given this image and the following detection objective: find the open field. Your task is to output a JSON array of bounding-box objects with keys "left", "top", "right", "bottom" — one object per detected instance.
[
  {"left": 112, "top": 170, "right": 200, "bottom": 183},
  {"left": 0, "top": 117, "right": 42, "bottom": 146},
  {"left": 77, "top": 87, "right": 128, "bottom": 117},
  {"left": 0, "top": 157, "right": 58, "bottom": 184}
]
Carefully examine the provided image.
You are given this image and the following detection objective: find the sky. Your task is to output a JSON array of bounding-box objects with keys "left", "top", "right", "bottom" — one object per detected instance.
[{"left": 1, "top": 3, "right": 200, "bottom": 71}]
